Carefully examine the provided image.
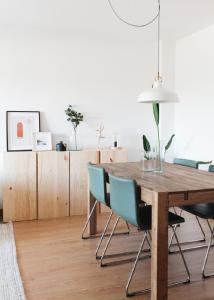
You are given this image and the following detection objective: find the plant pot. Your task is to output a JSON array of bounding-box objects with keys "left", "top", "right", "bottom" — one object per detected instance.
[
  {"left": 154, "top": 142, "right": 165, "bottom": 173},
  {"left": 140, "top": 149, "right": 155, "bottom": 172}
]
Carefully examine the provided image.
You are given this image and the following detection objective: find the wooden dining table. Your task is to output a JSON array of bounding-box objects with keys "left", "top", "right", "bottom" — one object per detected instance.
[{"left": 87, "top": 161, "right": 214, "bottom": 300}]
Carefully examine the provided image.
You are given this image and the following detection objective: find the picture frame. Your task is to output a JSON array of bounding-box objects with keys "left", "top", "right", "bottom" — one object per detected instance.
[
  {"left": 6, "top": 111, "right": 40, "bottom": 152},
  {"left": 32, "top": 132, "right": 52, "bottom": 151}
]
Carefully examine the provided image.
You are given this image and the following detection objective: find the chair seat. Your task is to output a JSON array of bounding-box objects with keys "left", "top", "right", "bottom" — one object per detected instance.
[
  {"left": 182, "top": 203, "right": 214, "bottom": 220},
  {"left": 139, "top": 206, "right": 185, "bottom": 231}
]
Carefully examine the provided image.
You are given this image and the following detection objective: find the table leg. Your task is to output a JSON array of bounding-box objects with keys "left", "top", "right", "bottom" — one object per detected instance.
[
  {"left": 151, "top": 192, "right": 169, "bottom": 300},
  {"left": 88, "top": 192, "right": 97, "bottom": 236}
]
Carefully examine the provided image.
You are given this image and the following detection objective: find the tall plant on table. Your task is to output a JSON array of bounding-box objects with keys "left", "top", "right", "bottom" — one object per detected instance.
[
  {"left": 153, "top": 103, "right": 175, "bottom": 171},
  {"left": 143, "top": 103, "right": 175, "bottom": 172},
  {"left": 65, "top": 105, "right": 84, "bottom": 151}
]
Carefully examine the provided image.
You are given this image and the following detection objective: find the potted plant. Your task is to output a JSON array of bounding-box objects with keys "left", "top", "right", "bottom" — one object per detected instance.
[
  {"left": 65, "top": 105, "right": 84, "bottom": 150},
  {"left": 142, "top": 103, "right": 175, "bottom": 172}
]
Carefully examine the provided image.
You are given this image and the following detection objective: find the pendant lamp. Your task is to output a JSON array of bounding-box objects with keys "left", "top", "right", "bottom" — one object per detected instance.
[{"left": 107, "top": 0, "right": 179, "bottom": 103}]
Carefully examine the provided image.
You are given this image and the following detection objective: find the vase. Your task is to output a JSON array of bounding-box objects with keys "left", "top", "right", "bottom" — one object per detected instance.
[
  {"left": 140, "top": 148, "right": 155, "bottom": 172},
  {"left": 69, "top": 129, "right": 82, "bottom": 151},
  {"left": 154, "top": 141, "right": 165, "bottom": 173}
]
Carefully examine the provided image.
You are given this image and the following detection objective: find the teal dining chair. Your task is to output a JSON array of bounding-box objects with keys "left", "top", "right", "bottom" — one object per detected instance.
[
  {"left": 81, "top": 163, "right": 129, "bottom": 259},
  {"left": 100, "top": 173, "right": 190, "bottom": 297},
  {"left": 174, "top": 164, "right": 214, "bottom": 278},
  {"left": 169, "top": 158, "right": 210, "bottom": 251}
]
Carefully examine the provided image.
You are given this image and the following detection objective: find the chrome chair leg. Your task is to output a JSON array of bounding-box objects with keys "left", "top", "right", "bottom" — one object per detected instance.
[
  {"left": 81, "top": 200, "right": 98, "bottom": 239},
  {"left": 96, "top": 211, "right": 113, "bottom": 259},
  {"left": 169, "top": 215, "right": 206, "bottom": 253},
  {"left": 172, "top": 226, "right": 191, "bottom": 283},
  {"left": 100, "top": 216, "right": 120, "bottom": 267},
  {"left": 96, "top": 212, "right": 130, "bottom": 260},
  {"left": 126, "top": 232, "right": 148, "bottom": 297},
  {"left": 125, "top": 227, "right": 190, "bottom": 297},
  {"left": 202, "top": 224, "right": 214, "bottom": 278}
]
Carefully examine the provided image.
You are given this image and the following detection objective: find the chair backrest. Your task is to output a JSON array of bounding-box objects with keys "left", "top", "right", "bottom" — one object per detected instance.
[
  {"left": 173, "top": 158, "right": 199, "bottom": 169},
  {"left": 88, "top": 163, "right": 107, "bottom": 205},
  {"left": 209, "top": 165, "right": 214, "bottom": 173},
  {"left": 109, "top": 173, "right": 140, "bottom": 227}
]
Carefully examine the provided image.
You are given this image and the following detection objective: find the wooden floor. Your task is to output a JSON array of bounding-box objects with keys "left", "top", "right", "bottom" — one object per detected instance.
[{"left": 13, "top": 212, "right": 214, "bottom": 300}]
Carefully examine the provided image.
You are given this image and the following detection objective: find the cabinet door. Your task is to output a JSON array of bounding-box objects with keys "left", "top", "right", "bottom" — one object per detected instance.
[
  {"left": 3, "top": 152, "right": 37, "bottom": 222},
  {"left": 100, "top": 149, "right": 128, "bottom": 163},
  {"left": 38, "top": 151, "right": 69, "bottom": 219},
  {"left": 70, "top": 150, "right": 99, "bottom": 216}
]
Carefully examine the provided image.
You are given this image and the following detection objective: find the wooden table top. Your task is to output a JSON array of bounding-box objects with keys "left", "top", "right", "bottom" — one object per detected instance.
[{"left": 99, "top": 162, "right": 214, "bottom": 194}]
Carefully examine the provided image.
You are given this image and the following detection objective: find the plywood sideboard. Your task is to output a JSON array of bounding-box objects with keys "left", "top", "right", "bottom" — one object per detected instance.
[{"left": 3, "top": 148, "right": 128, "bottom": 222}]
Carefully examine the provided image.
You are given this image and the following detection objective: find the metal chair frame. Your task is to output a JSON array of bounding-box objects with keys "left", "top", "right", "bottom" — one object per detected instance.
[
  {"left": 99, "top": 216, "right": 190, "bottom": 297},
  {"left": 82, "top": 199, "right": 130, "bottom": 260},
  {"left": 202, "top": 220, "right": 214, "bottom": 278},
  {"left": 169, "top": 208, "right": 207, "bottom": 253}
]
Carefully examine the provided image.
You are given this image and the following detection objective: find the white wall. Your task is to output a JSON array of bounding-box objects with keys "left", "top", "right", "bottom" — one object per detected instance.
[
  {"left": 175, "top": 25, "right": 214, "bottom": 163},
  {"left": 0, "top": 31, "right": 177, "bottom": 207}
]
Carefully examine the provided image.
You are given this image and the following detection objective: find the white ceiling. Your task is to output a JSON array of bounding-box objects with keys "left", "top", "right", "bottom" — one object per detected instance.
[{"left": 0, "top": 0, "right": 214, "bottom": 40}]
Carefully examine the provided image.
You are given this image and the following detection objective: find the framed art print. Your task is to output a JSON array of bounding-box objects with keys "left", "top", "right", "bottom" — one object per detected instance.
[
  {"left": 32, "top": 132, "right": 52, "bottom": 151},
  {"left": 6, "top": 111, "right": 40, "bottom": 151}
]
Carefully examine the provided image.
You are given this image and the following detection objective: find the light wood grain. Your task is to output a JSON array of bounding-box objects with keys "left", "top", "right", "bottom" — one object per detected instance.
[
  {"left": 3, "top": 152, "right": 37, "bottom": 222},
  {"left": 100, "top": 148, "right": 128, "bottom": 164},
  {"left": 70, "top": 150, "right": 99, "bottom": 216},
  {"left": 100, "top": 162, "right": 214, "bottom": 194},
  {"left": 38, "top": 151, "right": 70, "bottom": 219},
  {"left": 13, "top": 214, "right": 214, "bottom": 300},
  {"left": 151, "top": 192, "right": 169, "bottom": 300}
]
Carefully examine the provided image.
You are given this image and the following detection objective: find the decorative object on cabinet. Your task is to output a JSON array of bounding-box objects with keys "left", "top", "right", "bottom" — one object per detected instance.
[
  {"left": 6, "top": 111, "right": 40, "bottom": 152},
  {"left": 32, "top": 132, "right": 52, "bottom": 151},
  {"left": 113, "top": 133, "right": 118, "bottom": 148},
  {"left": 96, "top": 123, "right": 105, "bottom": 149},
  {"left": 65, "top": 105, "right": 84, "bottom": 151},
  {"left": 56, "top": 141, "right": 67, "bottom": 151}
]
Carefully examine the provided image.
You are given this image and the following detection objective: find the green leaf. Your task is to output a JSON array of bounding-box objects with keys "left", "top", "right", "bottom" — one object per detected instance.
[
  {"left": 65, "top": 104, "right": 84, "bottom": 128},
  {"left": 165, "top": 134, "right": 175, "bottom": 152},
  {"left": 152, "top": 103, "right": 159, "bottom": 126},
  {"left": 142, "top": 135, "right": 151, "bottom": 153}
]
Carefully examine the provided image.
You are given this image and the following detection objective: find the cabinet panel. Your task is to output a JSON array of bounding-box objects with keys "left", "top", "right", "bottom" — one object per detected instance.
[
  {"left": 38, "top": 151, "right": 69, "bottom": 219},
  {"left": 100, "top": 149, "right": 128, "bottom": 163},
  {"left": 70, "top": 150, "right": 99, "bottom": 216},
  {"left": 3, "top": 152, "right": 37, "bottom": 222}
]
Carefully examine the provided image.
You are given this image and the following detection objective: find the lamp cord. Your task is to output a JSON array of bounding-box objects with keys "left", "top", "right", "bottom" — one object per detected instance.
[
  {"left": 157, "top": 1, "right": 160, "bottom": 78},
  {"left": 107, "top": 0, "right": 161, "bottom": 76}
]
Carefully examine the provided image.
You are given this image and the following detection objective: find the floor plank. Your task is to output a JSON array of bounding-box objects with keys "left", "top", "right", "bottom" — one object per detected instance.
[{"left": 13, "top": 212, "right": 214, "bottom": 300}]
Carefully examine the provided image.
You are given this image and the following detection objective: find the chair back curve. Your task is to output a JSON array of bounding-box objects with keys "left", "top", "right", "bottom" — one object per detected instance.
[
  {"left": 173, "top": 158, "right": 199, "bottom": 169},
  {"left": 109, "top": 173, "right": 141, "bottom": 227},
  {"left": 88, "top": 163, "right": 107, "bottom": 205}
]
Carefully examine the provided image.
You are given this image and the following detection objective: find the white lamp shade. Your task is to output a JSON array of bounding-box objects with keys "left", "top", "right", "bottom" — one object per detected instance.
[{"left": 138, "top": 79, "right": 179, "bottom": 103}]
